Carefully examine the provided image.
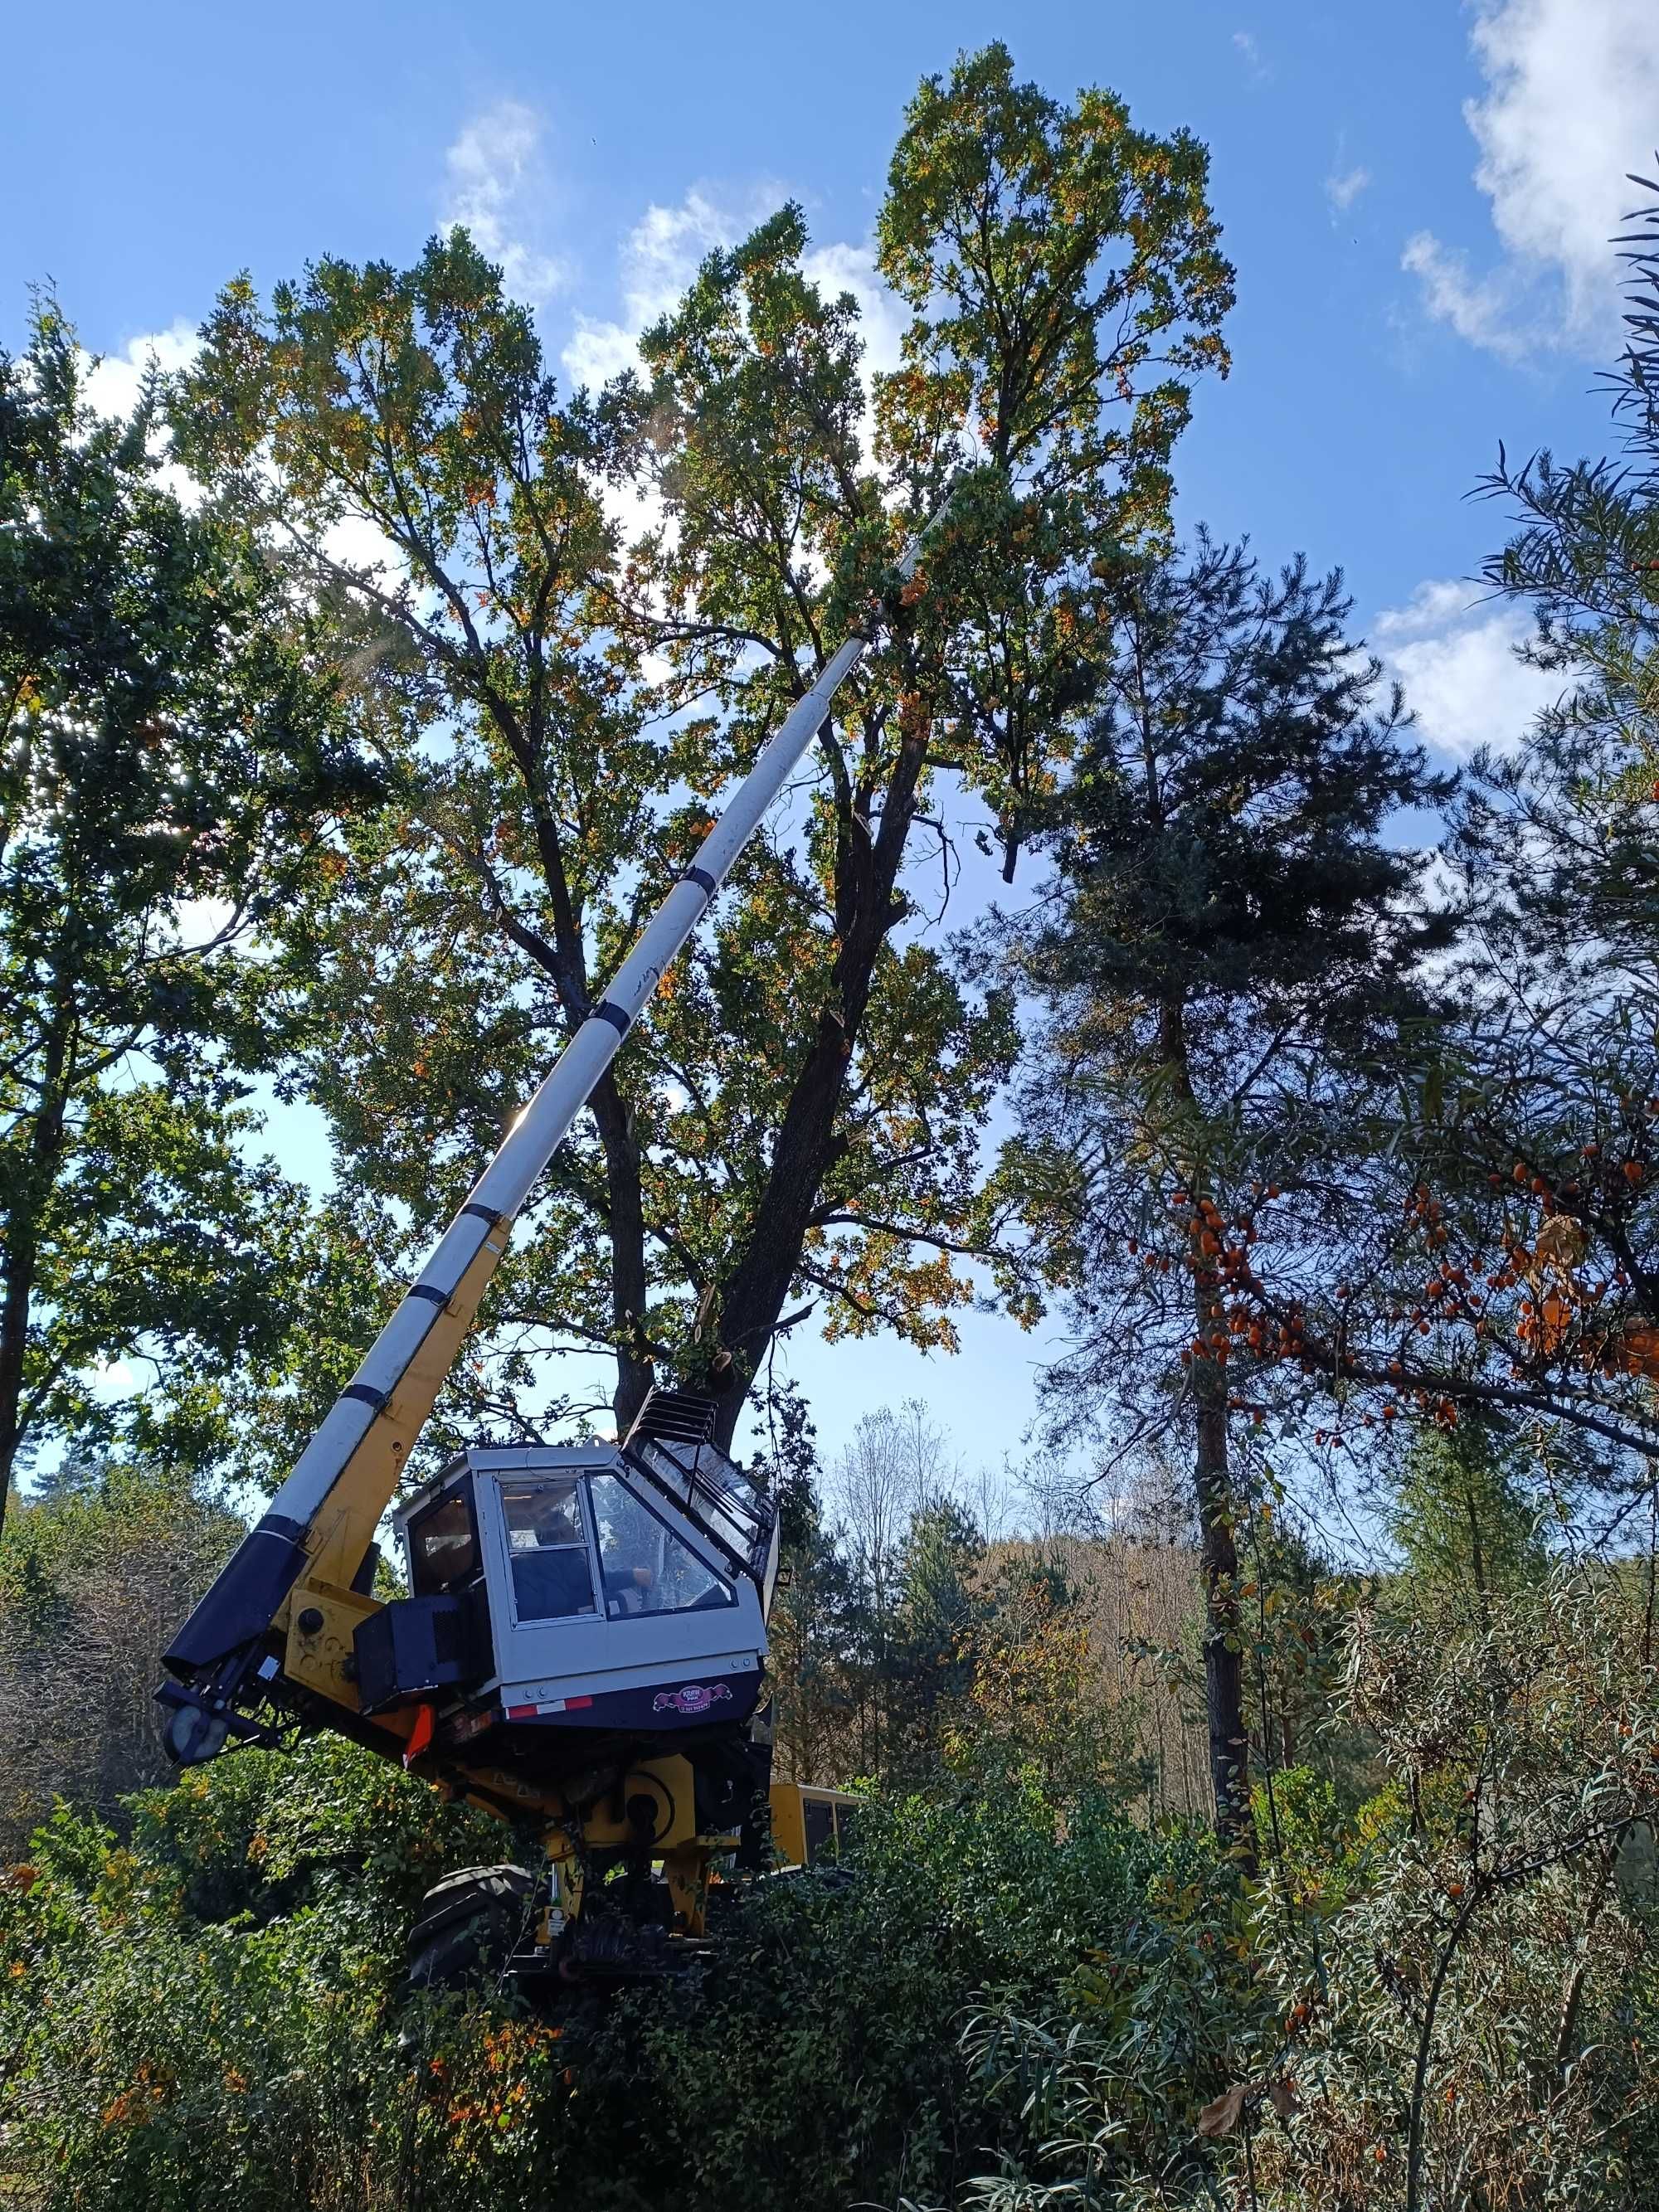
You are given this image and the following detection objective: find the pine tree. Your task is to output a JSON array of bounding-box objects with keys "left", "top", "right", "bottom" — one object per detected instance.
[
  {"left": 1237, "top": 182, "right": 1659, "bottom": 1475},
  {"left": 1002, "top": 531, "right": 1455, "bottom": 1848},
  {"left": 886, "top": 1498, "right": 985, "bottom": 1776},
  {"left": 1394, "top": 1418, "right": 1546, "bottom": 1606}
]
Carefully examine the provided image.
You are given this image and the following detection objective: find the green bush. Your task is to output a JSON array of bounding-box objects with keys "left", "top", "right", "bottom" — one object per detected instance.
[
  {"left": 15, "top": 1572, "right": 1656, "bottom": 2212},
  {"left": 0, "top": 1748, "right": 1237, "bottom": 2211},
  {"left": 0, "top": 1738, "right": 503, "bottom": 2210}
]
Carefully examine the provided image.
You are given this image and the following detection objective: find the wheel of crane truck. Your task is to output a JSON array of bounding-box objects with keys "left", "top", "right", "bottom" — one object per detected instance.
[{"left": 405, "top": 1864, "right": 538, "bottom": 1994}]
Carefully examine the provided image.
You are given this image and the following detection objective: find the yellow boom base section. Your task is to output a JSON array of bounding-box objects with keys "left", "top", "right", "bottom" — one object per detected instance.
[
  {"left": 304, "top": 1219, "right": 512, "bottom": 1597},
  {"left": 542, "top": 1755, "right": 732, "bottom": 1938}
]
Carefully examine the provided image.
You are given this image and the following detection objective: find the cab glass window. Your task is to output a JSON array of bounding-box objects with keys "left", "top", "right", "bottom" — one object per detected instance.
[
  {"left": 588, "top": 1472, "right": 733, "bottom": 1618},
  {"left": 408, "top": 1488, "right": 479, "bottom": 1596},
  {"left": 499, "top": 1476, "right": 596, "bottom": 1621}
]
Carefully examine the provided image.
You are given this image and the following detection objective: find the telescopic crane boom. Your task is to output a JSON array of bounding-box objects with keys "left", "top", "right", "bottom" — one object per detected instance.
[{"left": 155, "top": 505, "right": 946, "bottom": 1989}]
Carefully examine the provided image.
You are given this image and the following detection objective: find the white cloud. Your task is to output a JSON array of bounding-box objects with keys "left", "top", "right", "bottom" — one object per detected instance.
[
  {"left": 80, "top": 320, "right": 201, "bottom": 422},
  {"left": 1374, "top": 577, "right": 1562, "bottom": 758},
  {"left": 1326, "top": 165, "right": 1371, "bottom": 212},
  {"left": 441, "top": 100, "right": 566, "bottom": 305},
  {"left": 562, "top": 317, "right": 642, "bottom": 393},
  {"left": 562, "top": 187, "right": 766, "bottom": 391},
  {"left": 1404, "top": 0, "right": 1659, "bottom": 357},
  {"left": 1233, "top": 30, "right": 1270, "bottom": 80},
  {"left": 1400, "top": 231, "right": 1538, "bottom": 360}
]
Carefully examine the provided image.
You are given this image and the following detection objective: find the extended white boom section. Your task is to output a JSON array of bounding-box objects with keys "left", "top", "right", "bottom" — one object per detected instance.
[{"left": 270, "top": 630, "right": 868, "bottom": 1535}]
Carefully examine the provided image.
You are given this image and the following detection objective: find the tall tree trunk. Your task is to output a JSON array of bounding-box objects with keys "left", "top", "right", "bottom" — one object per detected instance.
[
  {"left": 0, "top": 1002, "right": 70, "bottom": 1547},
  {"left": 1161, "top": 992, "right": 1254, "bottom": 1857},
  {"left": 0, "top": 1237, "right": 36, "bottom": 1547},
  {"left": 1192, "top": 1307, "right": 1253, "bottom": 1855},
  {"left": 709, "top": 722, "right": 926, "bottom": 1451}
]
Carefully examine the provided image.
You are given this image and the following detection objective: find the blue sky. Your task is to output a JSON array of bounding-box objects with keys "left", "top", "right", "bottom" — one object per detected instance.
[{"left": 7, "top": 0, "right": 1657, "bottom": 1478}]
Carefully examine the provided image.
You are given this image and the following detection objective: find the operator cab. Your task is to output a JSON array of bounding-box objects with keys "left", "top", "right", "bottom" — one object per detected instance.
[{"left": 351, "top": 1390, "right": 779, "bottom": 1779}]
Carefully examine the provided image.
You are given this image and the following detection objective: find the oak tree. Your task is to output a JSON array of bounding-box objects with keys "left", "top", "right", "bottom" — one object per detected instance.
[
  {"left": 1211, "top": 183, "right": 1659, "bottom": 1511},
  {"left": 174, "top": 44, "right": 1233, "bottom": 1456}
]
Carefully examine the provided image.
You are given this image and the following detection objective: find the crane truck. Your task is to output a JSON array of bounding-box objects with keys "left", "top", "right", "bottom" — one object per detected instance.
[{"left": 156, "top": 513, "right": 941, "bottom": 1992}]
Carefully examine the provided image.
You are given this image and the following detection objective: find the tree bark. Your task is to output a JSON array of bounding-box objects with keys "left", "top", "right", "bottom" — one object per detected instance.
[
  {"left": 586, "top": 1077, "right": 653, "bottom": 1437},
  {"left": 709, "top": 717, "right": 926, "bottom": 1451},
  {"left": 0, "top": 999, "right": 71, "bottom": 1546},
  {"left": 1192, "top": 1315, "right": 1253, "bottom": 1854},
  {"left": 0, "top": 1235, "right": 36, "bottom": 1547},
  {"left": 1160, "top": 989, "right": 1254, "bottom": 1855}
]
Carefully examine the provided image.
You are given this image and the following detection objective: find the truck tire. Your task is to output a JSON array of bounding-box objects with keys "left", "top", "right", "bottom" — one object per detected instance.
[{"left": 406, "top": 1864, "right": 536, "bottom": 1991}]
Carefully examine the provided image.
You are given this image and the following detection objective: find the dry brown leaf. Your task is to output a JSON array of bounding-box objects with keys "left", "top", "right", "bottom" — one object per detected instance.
[
  {"left": 1196, "top": 2083, "right": 1248, "bottom": 2139},
  {"left": 1267, "top": 2078, "right": 1297, "bottom": 2122}
]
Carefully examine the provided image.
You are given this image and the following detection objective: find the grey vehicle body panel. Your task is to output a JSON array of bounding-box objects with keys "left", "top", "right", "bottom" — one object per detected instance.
[{"left": 395, "top": 1445, "right": 768, "bottom": 1709}]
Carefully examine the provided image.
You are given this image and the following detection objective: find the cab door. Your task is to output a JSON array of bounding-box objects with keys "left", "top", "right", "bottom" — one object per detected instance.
[{"left": 476, "top": 1463, "right": 610, "bottom": 1683}]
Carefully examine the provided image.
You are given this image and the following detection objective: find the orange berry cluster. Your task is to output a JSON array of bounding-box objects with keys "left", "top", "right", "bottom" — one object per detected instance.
[{"left": 1162, "top": 1188, "right": 1307, "bottom": 1376}]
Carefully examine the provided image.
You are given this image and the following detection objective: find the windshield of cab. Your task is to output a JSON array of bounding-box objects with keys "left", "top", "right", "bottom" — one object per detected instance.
[{"left": 587, "top": 1471, "right": 733, "bottom": 1619}]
